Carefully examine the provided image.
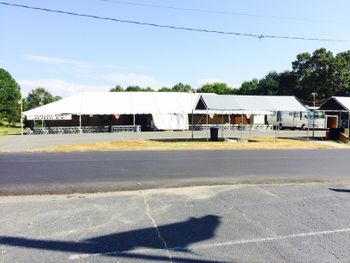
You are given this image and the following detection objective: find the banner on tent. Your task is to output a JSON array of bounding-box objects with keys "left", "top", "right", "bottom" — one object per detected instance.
[{"left": 26, "top": 114, "right": 72, "bottom": 120}]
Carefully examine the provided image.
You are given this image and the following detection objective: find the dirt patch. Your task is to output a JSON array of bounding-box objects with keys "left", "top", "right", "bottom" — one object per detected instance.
[{"left": 29, "top": 137, "right": 343, "bottom": 152}]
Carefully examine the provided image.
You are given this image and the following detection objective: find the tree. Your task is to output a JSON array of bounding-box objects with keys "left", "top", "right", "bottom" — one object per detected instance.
[
  {"left": 144, "top": 87, "right": 154, "bottom": 92},
  {"left": 125, "top": 86, "right": 154, "bottom": 92},
  {"left": 237, "top": 79, "right": 259, "bottom": 95},
  {"left": 110, "top": 85, "right": 124, "bottom": 92},
  {"left": 25, "top": 87, "right": 61, "bottom": 111},
  {"left": 235, "top": 48, "right": 350, "bottom": 101},
  {"left": 0, "top": 68, "right": 21, "bottom": 124},
  {"left": 171, "top": 82, "right": 193, "bottom": 92},
  {"left": 333, "top": 50, "right": 350, "bottom": 96},
  {"left": 158, "top": 87, "right": 172, "bottom": 92},
  {"left": 197, "top": 82, "right": 234, "bottom": 94},
  {"left": 292, "top": 48, "right": 337, "bottom": 100},
  {"left": 256, "top": 71, "right": 281, "bottom": 95},
  {"left": 277, "top": 71, "right": 298, "bottom": 96}
]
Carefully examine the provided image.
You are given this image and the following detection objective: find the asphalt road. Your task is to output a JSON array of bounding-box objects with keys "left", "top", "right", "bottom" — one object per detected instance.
[{"left": 1, "top": 149, "right": 350, "bottom": 195}]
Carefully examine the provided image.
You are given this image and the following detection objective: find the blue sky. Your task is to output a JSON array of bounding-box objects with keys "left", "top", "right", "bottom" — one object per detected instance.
[{"left": 1, "top": 0, "right": 349, "bottom": 97}]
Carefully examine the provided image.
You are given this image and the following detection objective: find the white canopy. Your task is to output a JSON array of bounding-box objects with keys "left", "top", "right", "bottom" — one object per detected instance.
[
  {"left": 23, "top": 92, "right": 200, "bottom": 130},
  {"left": 23, "top": 92, "right": 200, "bottom": 119},
  {"left": 195, "top": 94, "right": 306, "bottom": 114}
]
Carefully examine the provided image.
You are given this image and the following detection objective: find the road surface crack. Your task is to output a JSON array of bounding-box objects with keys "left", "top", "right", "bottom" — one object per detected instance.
[
  {"left": 141, "top": 191, "right": 173, "bottom": 263},
  {"left": 318, "top": 243, "right": 340, "bottom": 261}
]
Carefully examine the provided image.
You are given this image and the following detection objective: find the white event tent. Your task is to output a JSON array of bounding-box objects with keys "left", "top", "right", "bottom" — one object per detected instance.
[
  {"left": 23, "top": 92, "right": 200, "bottom": 130},
  {"left": 194, "top": 94, "right": 306, "bottom": 114},
  {"left": 23, "top": 92, "right": 307, "bottom": 131}
]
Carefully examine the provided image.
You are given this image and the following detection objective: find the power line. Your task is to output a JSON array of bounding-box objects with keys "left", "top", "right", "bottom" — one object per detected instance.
[
  {"left": 0, "top": 2, "right": 347, "bottom": 42},
  {"left": 101, "top": 0, "right": 349, "bottom": 25}
]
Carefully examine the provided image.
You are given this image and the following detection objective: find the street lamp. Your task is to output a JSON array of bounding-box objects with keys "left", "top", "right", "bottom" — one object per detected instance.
[{"left": 311, "top": 92, "right": 317, "bottom": 138}]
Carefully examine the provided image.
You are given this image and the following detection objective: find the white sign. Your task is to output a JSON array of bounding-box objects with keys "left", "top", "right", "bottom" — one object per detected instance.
[{"left": 26, "top": 114, "right": 72, "bottom": 121}]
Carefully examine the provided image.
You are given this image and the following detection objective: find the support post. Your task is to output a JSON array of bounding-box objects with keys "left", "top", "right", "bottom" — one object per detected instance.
[
  {"left": 79, "top": 114, "right": 82, "bottom": 133},
  {"left": 19, "top": 96, "right": 23, "bottom": 135},
  {"left": 206, "top": 110, "right": 209, "bottom": 142},
  {"left": 191, "top": 110, "right": 194, "bottom": 140},
  {"left": 275, "top": 111, "right": 277, "bottom": 142},
  {"left": 311, "top": 92, "right": 317, "bottom": 138},
  {"left": 221, "top": 110, "right": 224, "bottom": 139},
  {"left": 307, "top": 111, "right": 310, "bottom": 142},
  {"left": 240, "top": 111, "right": 243, "bottom": 140},
  {"left": 347, "top": 111, "right": 350, "bottom": 137}
]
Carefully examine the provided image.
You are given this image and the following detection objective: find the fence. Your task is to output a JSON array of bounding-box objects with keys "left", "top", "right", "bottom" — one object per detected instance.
[
  {"left": 30, "top": 125, "right": 141, "bottom": 135},
  {"left": 189, "top": 124, "right": 273, "bottom": 131}
]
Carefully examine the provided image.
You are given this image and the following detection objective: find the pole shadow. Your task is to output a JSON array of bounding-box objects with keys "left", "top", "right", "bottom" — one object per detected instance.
[{"left": 0, "top": 215, "right": 228, "bottom": 262}]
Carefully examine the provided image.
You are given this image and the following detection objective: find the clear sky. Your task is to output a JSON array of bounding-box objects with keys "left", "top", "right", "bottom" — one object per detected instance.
[{"left": 1, "top": 0, "right": 349, "bottom": 97}]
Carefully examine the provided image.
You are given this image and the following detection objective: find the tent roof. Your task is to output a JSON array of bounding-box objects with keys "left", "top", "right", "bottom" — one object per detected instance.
[
  {"left": 23, "top": 92, "right": 200, "bottom": 117},
  {"left": 197, "top": 94, "right": 306, "bottom": 113}
]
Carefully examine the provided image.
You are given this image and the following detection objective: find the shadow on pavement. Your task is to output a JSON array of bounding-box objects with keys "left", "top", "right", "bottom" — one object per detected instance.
[
  {"left": 329, "top": 188, "right": 350, "bottom": 193},
  {"left": 0, "top": 215, "right": 227, "bottom": 262}
]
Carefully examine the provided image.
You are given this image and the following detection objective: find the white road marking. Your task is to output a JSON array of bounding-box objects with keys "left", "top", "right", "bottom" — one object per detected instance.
[
  {"left": 191, "top": 228, "right": 350, "bottom": 250},
  {"left": 68, "top": 227, "right": 350, "bottom": 260}
]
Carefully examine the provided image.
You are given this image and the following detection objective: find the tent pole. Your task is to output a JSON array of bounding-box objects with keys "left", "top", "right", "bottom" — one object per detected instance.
[
  {"left": 348, "top": 111, "right": 350, "bottom": 137},
  {"left": 228, "top": 114, "right": 231, "bottom": 137},
  {"left": 240, "top": 111, "right": 243, "bottom": 140},
  {"left": 221, "top": 110, "right": 224, "bottom": 139},
  {"left": 79, "top": 114, "right": 82, "bottom": 133},
  {"left": 20, "top": 96, "right": 23, "bottom": 136},
  {"left": 307, "top": 111, "right": 309, "bottom": 142},
  {"left": 191, "top": 109, "right": 194, "bottom": 140},
  {"left": 206, "top": 110, "right": 209, "bottom": 142},
  {"left": 133, "top": 114, "right": 136, "bottom": 132},
  {"left": 275, "top": 111, "right": 277, "bottom": 142},
  {"left": 249, "top": 114, "right": 252, "bottom": 138}
]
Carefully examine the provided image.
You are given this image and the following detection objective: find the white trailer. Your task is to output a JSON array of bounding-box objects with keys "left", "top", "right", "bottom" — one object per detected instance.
[
  {"left": 266, "top": 110, "right": 325, "bottom": 130},
  {"left": 267, "top": 111, "right": 307, "bottom": 130}
]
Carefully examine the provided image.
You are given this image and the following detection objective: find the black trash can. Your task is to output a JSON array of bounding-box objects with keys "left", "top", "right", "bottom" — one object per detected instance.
[
  {"left": 329, "top": 128, "right": 344, "bottom": 140},
  {"left": 210, "top": 126, "right": 219, "bottom": 141}
]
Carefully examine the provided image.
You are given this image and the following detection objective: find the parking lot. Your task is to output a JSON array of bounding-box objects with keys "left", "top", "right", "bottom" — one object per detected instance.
[
  {"left": 1, "top": 183, "right": 350, "bottom": 262},
  {"left": 0, "top": 130, "right": 326, "bottom": 152}
]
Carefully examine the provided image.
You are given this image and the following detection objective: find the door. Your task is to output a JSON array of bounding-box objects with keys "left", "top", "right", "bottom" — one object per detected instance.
[{"left": 326, "top": 115, "right": 338, "bottom": 128}]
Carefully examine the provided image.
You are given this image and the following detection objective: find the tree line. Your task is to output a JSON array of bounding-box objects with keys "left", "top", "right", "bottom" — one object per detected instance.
[
  {"left": 1, "top": 48, "right": 349, "bottom": 125},
  {"left": 110, "top": 48, "right": 350, "bottom": 105},
  {"left": 0, "top": 69, "right": 61, "bottom": 125}
]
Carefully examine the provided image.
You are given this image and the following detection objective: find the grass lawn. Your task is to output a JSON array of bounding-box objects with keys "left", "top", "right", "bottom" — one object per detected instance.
[
  {"left": 30, "top": 137, "right": 344, "bottom": 152},
  {"left": 0, "top": 126, "right": 21, "bottom": 136}
]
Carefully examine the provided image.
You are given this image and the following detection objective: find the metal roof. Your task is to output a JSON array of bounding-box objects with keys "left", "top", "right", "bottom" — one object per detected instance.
[
  {"left": 197, "top": 94, "right": 306, "bottom": 113},
  {"left": 318, "top": 96, "right": 350, "bottom": 112},
  {"left": 331, "top": 97, "right": 350, "bottom": 111}
]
